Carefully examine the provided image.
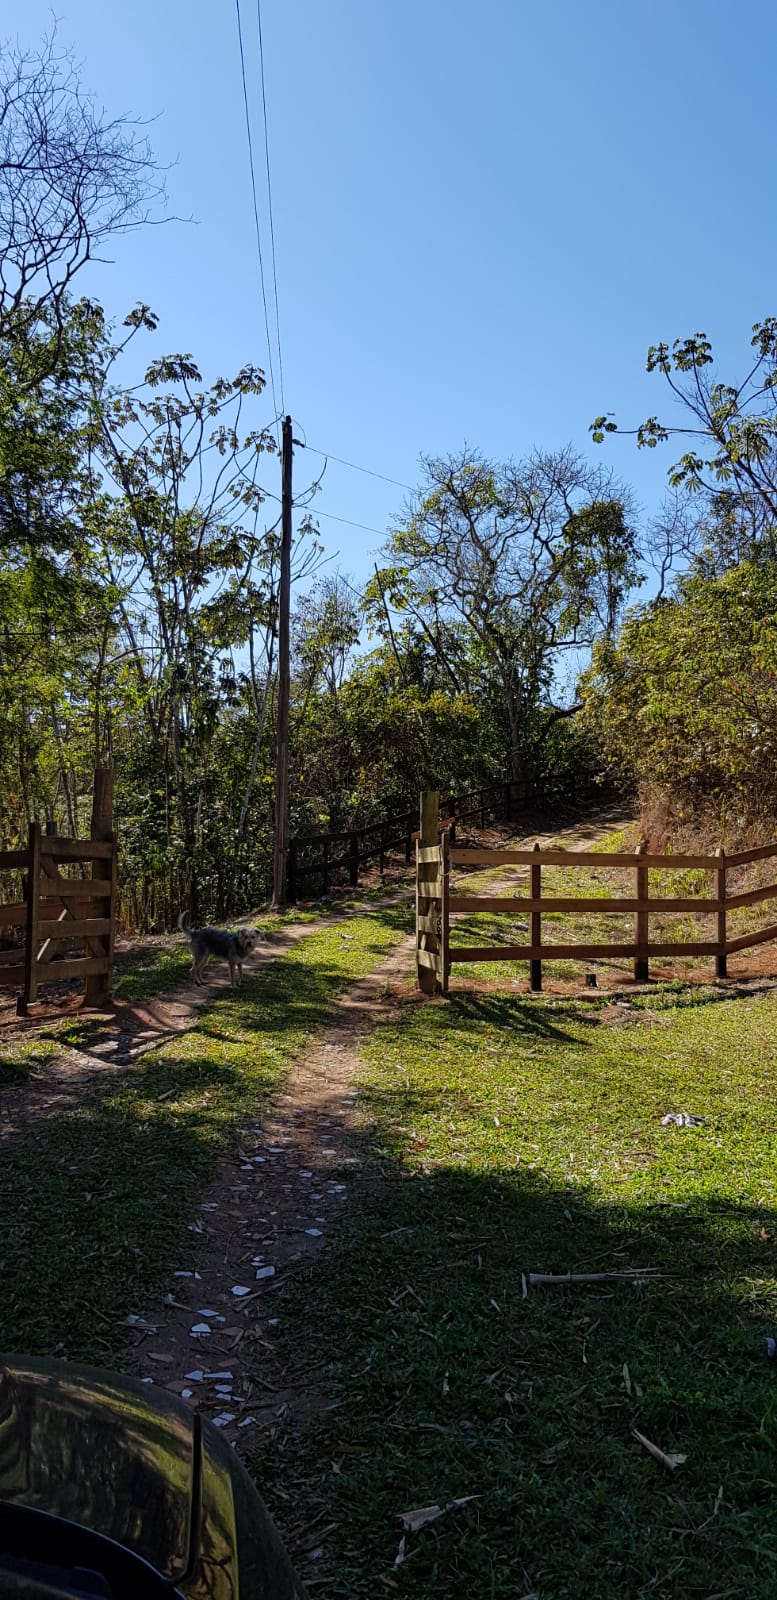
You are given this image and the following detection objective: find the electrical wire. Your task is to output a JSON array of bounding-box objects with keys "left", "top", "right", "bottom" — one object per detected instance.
[
  {"left": 300, "top": 442, "right": 414, "bottom": 493},
  {"left": 234, "top": 0, "right": 279, "bottom": 431},
  {"left": 256, "top": 0, "right": 285, "bottom": 412},
  {"left": 301, "top": 506, "right": 390, "bottom": 537}
]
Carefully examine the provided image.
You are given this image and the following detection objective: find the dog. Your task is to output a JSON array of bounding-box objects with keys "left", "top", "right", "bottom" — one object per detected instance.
[{"left": 178, "top": 913, "right": 259, "bottom": 987}]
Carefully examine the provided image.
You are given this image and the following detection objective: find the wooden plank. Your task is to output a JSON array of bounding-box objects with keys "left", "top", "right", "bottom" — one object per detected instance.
[
  {"left": 0, "top": 948, "right": 25, "bottom": 965},
  {"left": 725, "top": 883, "right": 777, "bottom": 910},
  {"left": 38, "top": 880, "right": 112, "bottom": 900},
  {"left": 450, "top": 939, "right": 721, "bottom": 964},
  {"left": 441, "top": 828, "right": 450, "bottom": 996},
  {"left": 417, "top": 845, "right": 442, "bottom": 864},
  {"left": 417, "top": 911, "right": 441, "bottom": 936},
  {"left": 0, "top": 903, "right": 27, "bottom": 927},
  {"left": 0, "top": 849, "right": 30, "bottom": 870},
  {"left": 716, "top": 848, "right": 727, "bottom": 981},
  {"left": 447, "top": 894, "right": 721, "bottom": 914},
  {"left": 38, "top": 917, "right": 112, "bottom": 939},
  {"left": 22, "top": 822, "right": 42, "bottom": 1010},
  {"left": 417, "top": 791, "right": 441, "bottom": 995},
  {"left": 530, "top": 841, "right": 542, "bottom": 992},
  {"left": 727, "top": 842, "right": 777, "bottom": 867},
  {"left": 451, "top": 848, "right": 718, "bottom": 870},
  {"left": 725, "top": 924, "right": 777, "bottom": 955},
  {"left": 35, "top": 956, "right": 110, "bottom": 982},
  {"left": 416, "top": 947, "right": 440, "bottom": 971},
  {"left": 106, "top": 830, "right": 117, "bottom": 985},
  {"left": 450, "top": 944, "right": 635, "bottom": 963},
  {"left": 39, "top": 837, "right": 113, "bottom": 861},
  {"left": 635, "top": 842, "right": 649, "bottom": 983}
]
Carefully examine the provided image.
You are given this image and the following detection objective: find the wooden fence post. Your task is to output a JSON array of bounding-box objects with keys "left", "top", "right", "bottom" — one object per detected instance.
[
  {"left": 417, "top": 790, "right": 440, "bottom": 995},
  {"left": 530, "top": 841, "right": 542, "bottom": 992},
  {"left": 634, "top": 842, "right": 649, "bottom": 982},
  {"left": 441, "top": 827, "right": 450, "bottom": 996},
  {"left": 349, "top": 832, "right": 359, "bottom": 888},
  {"left": 19, "top": 821, "right": 41, "bottom": 1015},
  {"left": 86, "top": 767, "right": 115, "bottom": 1005},
  {"left": 716, "top": 847, "right": 727, "bottom": 979}
]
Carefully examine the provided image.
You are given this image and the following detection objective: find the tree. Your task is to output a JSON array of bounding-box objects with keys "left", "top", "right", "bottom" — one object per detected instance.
[
  {"left": 581, "top": 560, "right": 777, "bottom": 831},
  {"left": 366, "top": 447, "right": 639, "bottom": 782},
  {"left": 79, "top": 306, "right": 323, "bottom": 918},
  {"left": 0, "top": 29, "right": 162, "bottom": 355},
  {"left": 591, "top": 319, "right": 777, "bottom": 565}
]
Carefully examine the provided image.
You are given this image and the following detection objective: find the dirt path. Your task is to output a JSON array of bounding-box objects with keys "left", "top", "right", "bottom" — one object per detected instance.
[
  {"left": 127, "top": 813, "right": 631, "bottom": 1437},
  {"left": 129, "top": 935, "right": 413, "bottom": 1432}
]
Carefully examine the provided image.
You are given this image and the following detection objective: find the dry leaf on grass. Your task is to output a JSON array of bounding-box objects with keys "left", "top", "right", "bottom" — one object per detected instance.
[{"left": 633, "top": 1428, "right": 686, "bottom": 1472}]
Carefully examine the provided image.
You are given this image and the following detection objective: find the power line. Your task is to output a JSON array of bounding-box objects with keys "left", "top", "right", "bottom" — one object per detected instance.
[
  {"left": 234, "top": 0, "right": 279, "bottom": 430},
  {"left": 300, "top": 442, "right": 415, "bottom": 493},
  {"left": 301, "top": 506, "right": 390, "bottom": 538},
  {"left": 256, "top": 0, "right": 285, "bottom": 412}
]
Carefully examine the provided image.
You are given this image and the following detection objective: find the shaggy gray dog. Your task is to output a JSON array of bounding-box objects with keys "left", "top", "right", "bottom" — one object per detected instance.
[{"left": 178, "top": 913, "right": 259, "bottom": 987}]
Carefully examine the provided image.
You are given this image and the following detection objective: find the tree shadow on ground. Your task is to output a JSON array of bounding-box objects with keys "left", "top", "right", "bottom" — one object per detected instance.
[
  {"left": 0, "top": 950, "right": 362, "bottom": 1360},
  {"left": 248, "top": 1138, "right": 777, "bottom": 1600}
]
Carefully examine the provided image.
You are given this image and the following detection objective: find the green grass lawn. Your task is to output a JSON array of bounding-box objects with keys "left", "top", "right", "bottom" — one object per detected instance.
[
  {"left": 251, "top": 981, "right": 777, "bottom": 1599},
  {"left": 113, "top": 890, "right": 414, "bottom": 1002},
  {"left": 0, "top": 906, "right": 409, "bottom": 1362}
]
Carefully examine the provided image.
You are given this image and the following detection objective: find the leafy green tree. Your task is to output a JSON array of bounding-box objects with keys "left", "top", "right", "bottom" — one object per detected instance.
[
  {"left": 591, "top": 318, "right": 777, "bottom": 564},
  {"left": 367, "top": 447, "right": 639, "bottom": 783},
  {"left": 581, "top": 560, "right": 777, "bottom": 830}
]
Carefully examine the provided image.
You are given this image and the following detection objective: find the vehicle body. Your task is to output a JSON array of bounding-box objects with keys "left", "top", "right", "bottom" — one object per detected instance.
[{"left": 0, "top": 1356, "right": 307, "bottom": 1598}]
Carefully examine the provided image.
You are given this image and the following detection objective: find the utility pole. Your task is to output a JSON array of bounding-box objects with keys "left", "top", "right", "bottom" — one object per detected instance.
[{"left": 271, "top": 415, "right": 293, "bottom": 907}]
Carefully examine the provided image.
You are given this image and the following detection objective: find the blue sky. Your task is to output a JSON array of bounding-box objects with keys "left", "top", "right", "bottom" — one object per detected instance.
[{"left": 16, "top": 0, "right": 777, "bottom": 585}]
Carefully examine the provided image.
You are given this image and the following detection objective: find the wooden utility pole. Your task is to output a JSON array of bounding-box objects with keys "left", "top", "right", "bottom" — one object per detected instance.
[{"left": 272, "top": 416, "right": 293, "bottom": 907}]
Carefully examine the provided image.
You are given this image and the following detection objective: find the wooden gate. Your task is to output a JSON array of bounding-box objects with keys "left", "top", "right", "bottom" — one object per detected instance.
[{"left": 0, "top": 822, "right": 117, "bottom": 1013}]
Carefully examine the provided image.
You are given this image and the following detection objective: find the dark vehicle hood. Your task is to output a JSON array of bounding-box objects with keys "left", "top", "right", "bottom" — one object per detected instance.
[{"left": 0, "top": 1357, "right": 306, "bottom": 1598}]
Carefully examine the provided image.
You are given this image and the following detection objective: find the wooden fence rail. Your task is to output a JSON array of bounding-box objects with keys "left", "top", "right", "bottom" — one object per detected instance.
[
  {"left": 0, "top": 821, "right": 117, "bottom": 1012},
  {"left": 413, "top": 791, "right": 777, "bottom": 994},
  {"left": 289, "top": 775, "right": 579, "bottom": 901}
]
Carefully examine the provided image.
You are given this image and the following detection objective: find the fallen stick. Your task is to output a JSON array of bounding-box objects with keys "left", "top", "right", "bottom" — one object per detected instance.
[{"left": 527, "top": 1270, "right": 663, "bottom": 1287}]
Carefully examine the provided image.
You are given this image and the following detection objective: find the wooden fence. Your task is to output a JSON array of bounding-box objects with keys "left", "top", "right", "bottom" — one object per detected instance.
[
  {"left": 0, "top": 821, "right": 117, "bottom": 1013},
  {"left": 288, "top": 775, "right": 577, "bottom": 901},
  {"left": 415, "top": 795, "right": 777, "bottom": 994}
]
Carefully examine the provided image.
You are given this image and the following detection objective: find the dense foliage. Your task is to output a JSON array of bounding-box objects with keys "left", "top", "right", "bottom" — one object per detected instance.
[
  {"left": 586, "top": 319, "right": 777, "bottom": 841},
  {"left": 1, "top": 299, "right": 625, "bottom": 928},
  {"left": 582, "top": 560, "right": 777, "bottom": 834}
]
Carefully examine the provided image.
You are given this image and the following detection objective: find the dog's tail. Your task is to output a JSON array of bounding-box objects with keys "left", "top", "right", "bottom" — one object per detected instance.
[{"left": 177, "top": 912, "right": 191, "bottom": 934}]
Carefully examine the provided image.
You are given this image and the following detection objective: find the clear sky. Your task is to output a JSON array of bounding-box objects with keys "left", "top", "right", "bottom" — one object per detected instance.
[{"left": 13, "top": 0, "right": 777, "bottom": 583}]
